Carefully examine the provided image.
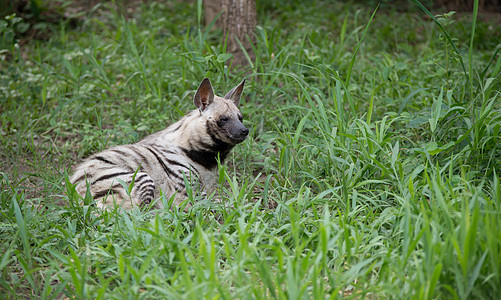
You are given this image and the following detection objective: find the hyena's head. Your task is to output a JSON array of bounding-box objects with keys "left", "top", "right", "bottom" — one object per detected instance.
[{"left": 193, "top": 78, "right": 249, "bottom": 146}]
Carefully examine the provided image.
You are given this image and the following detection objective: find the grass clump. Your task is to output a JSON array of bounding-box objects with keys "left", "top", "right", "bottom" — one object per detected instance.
[{"left": 1, "top": 0, "right": 500, "bottom": 298}]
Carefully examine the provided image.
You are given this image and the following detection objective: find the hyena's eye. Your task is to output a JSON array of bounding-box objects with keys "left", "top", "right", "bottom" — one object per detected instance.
[
  {"left": 217, "top": 117, "right": 229, "bottom": 127},
  {"left": 238, "top": 115, "right": 243, "bottom": 121}
]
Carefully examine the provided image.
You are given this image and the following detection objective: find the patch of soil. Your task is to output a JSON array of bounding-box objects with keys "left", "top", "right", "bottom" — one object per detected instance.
[{"left": 0, "top": 133, "right": 76, "bottom": 206}]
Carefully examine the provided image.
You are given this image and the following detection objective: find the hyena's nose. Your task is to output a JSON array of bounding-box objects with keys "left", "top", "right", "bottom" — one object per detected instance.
[{"left": 241, "top": 127, "right": 249, "bottom": 136}]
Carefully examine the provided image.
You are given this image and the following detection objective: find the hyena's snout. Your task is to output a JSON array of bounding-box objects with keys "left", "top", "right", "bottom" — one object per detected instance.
[
  {"left": 238, "top": 125, "right": 249, "bottom": 140},
  {"left": 229, "top": 121, "right": 249, "bottom": 144}
]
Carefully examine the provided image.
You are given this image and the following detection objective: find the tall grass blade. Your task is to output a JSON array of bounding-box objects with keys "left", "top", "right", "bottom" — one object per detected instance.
[
  {"left": 345, "top": 3, "right": 379, "bottom": 86},
  {"left": 468, "top": 0, "right": 479, "bottom": 103},
  {"left": 412, "top": 0, "right": 467, "bottom": 77},
  {"left": 12, "top": 195, "right": 30, "bottom": 258}
]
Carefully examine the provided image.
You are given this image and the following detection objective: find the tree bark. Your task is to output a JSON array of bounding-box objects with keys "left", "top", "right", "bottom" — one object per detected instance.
[{"left": 204, "top": 0, "right": 257, "bottom": 68}]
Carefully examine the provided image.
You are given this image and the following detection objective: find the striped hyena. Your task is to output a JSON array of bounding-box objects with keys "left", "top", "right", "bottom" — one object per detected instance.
[{"left": 70, "top": 78, "right": 248, "bottom": 210}]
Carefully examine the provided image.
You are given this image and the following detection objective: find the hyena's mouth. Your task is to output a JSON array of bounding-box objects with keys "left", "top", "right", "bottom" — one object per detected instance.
[{"left": 230, "top": 135, "right": 247, "bottom": 144}]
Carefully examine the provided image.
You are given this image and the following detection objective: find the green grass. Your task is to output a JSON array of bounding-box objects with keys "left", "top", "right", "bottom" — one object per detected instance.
[{"left": 1, "top": 0, "right": 500, "bottom": 298}]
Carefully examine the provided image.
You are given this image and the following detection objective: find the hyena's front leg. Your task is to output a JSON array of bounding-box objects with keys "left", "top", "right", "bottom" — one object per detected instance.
[{"left": 78, "top": 172, "right": 157, "bottom": 210}]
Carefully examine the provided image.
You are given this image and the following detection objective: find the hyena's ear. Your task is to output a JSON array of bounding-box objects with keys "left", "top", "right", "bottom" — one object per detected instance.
[
  {"left": 194, "top": 78, "right": 215, "bottom": 111},
  {"left": 224, "top": 79, "right": 246, "bottom": 106}
]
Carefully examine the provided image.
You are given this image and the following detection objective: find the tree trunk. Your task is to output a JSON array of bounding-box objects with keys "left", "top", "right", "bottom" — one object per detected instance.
[{"left": 204, "top": 0, "right": 257, "bottom": 68}]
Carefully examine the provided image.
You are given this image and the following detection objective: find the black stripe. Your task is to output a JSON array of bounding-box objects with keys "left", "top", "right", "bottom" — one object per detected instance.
[
  {"left": 93, "top": 156, "right": 115, "bottom": 165},
  {"left": 138, "top": 182, "right": 155, "bottom": 193},
  {"left": 169, "top": 121, "right": 184, "bottom": 133},
  {"left": 149, "top": 144, "right": 177, "bottom": 155},
  {"left": 162, "top": 148, "right": 178, "bottom": 155},
  {"left": 175, "top": 181, "right": 186, "bottom": 192},
  {"left": 142, "top": 187, "right": 154, "bottom": 195},
  {"left": 144, "top": 147, "right": 183, "bottom": 181},
  {"left": 134, "top": 175, "right": 155, "bottom": 193},
  {"left": 135, "top": 173, "right": 149, "bottom": 182},
  {"left": 134, "top": 174, "right": 154, "bottom": 188},
  {"left": 138, "top": 178, "right": 154, "bottom": 187},
  {"left": 93, "top": 171, "right": 130, "bottom": 184},
  {"left": 187, "top": 163, "right": 200, "bottom": 176},
  {"left": 72, "top": 173, "right": 90, "bottom": 184},
  {"left": 139, "top": 183, "right": 155, "bottom": 191},
  {"left": 156, "top": 147, "right": 200, "bottom": 177},
  {"left": 132, "top": 147, "right": 150, "bottom": 169},
  {"left": 111, "top": 149, "right": 130, "bottom": 157},
  {"left": 108, "top": 149, "right": 136, "bottom": 171},
  {"left": 119, "top": 148, "right": 141, "bottom": 170},
  {"left": 93, "top": 188, "right": 119, "bottom": 199},
  {"left": 150, "top": 144, "right": 192, "bottom": 170},
  {"left": 142, "top": 190, "right": 154, "bottom": 199}
]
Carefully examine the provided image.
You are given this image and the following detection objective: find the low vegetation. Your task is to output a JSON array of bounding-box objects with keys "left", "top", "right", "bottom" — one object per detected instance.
[{"left": 1, "top": 0, "right": 500, "bottom": 298}]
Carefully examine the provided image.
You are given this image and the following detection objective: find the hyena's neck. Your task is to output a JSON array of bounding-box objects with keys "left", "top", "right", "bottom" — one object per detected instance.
[
  {"left": 144, "top": 111, "right": 234, "bottom": 170},
  {"left": 182, "top": 146, "right": 233, "bottom": 170}
]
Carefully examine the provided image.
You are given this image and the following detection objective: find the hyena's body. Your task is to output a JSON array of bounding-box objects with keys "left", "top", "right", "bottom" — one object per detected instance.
[{"left": 70, "top": 78, "right": 248, "bottom": 210}]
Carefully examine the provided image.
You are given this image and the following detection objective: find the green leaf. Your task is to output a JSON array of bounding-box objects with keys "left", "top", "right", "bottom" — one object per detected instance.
[
  {"left": 15, "top": 22, "right": 30, "bottom": 34},
  {"left": 408, "top": 116, "right": 429, "bottom": 128},
  {"left": 13, "top": 195, "right": 30, "bottom": 256},
  {"left": 217, "top": 53, "right": 233, "bottom": 63}
]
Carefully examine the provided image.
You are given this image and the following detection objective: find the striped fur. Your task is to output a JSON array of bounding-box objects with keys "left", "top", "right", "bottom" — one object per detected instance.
[{"left": 70, "top": 78, "right": 248, "bottom": 210}]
